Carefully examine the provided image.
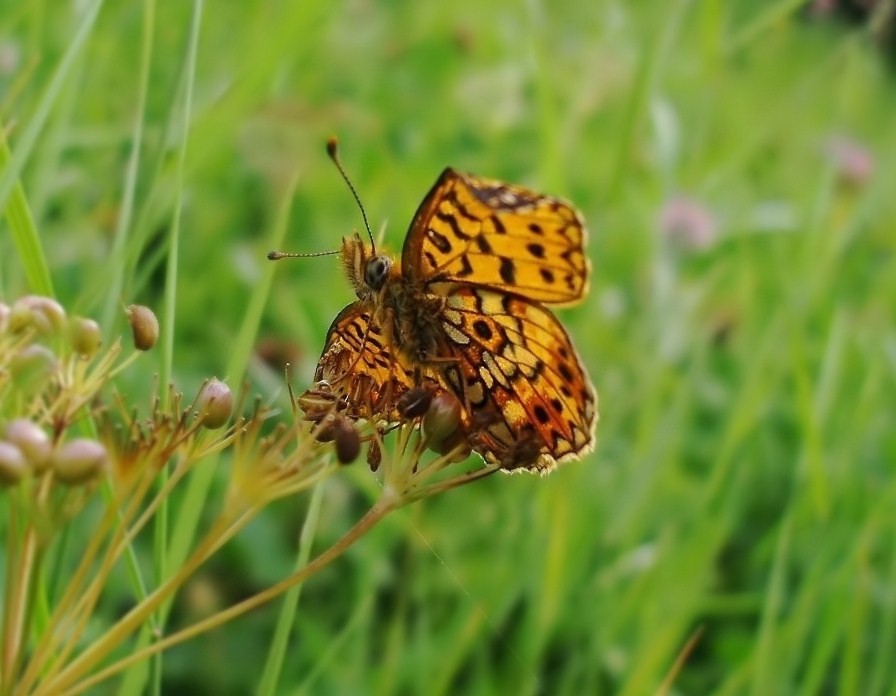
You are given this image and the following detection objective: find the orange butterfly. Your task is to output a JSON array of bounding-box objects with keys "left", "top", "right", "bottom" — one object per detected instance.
[{"left": 295, "top": 142, "right": 596, "bottom": 473}]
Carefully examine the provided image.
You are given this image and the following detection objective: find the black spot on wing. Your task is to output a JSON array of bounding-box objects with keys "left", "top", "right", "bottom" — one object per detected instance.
[
  {"left": 558, "top": 362, "right": 574, "bottom": 382},
  {"left": 453, "top": 198, "right": 478, "bottom": 223},
  {"left": 436, "top": 209, "right": 471, "bottom": 240},
  {"left": 527, "top": 243, "right": 545, "bottom": 258},
  {"left": 475, "top": 234, "right": 492, "bottom": 254},
  {"left": 456, "top": 254, "right": 474, "bottom": 278},
  {"left": 472, "top": 319, "right": 492, "bottom": 340},
  {"left": 499, "top": 257, "right": 516, "bottom": 285},
  {"left": 427, "top": 229, "right": 452, "bottom": 253}
]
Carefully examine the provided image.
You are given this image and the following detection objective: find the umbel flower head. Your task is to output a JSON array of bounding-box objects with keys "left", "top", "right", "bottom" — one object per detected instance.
[
  {"left": 300, "top": 378, "right": 497, "bottom": 504},
  {"left": 0, "top": 295, "right": 344, "bottom": 695},
  {"left": 0, "top": 293, "right": 498, "bottom": 695}
]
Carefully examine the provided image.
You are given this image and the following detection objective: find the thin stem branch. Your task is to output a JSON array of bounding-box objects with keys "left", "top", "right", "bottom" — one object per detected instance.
[
  {"left": 33, "top": 497, "right": 260, "bottom": 696},
  {"left": 50, "top": 497, "right": 397, "bottom": 696},
  {"left": 17, "top": 459, "right": 164, "bottom": 693},
  {"left": 0, "top": 492, "right": 24, "bottom": 695},
  {"left": 3, "top": 474, "right": 53, "bottom": 688}
]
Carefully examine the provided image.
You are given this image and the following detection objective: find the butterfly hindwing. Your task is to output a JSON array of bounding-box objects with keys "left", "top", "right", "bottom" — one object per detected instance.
[
  {"left": 311, "top": 302, "right": 416, "bottom": 420},
  {"left": 434, "top": 284, "right": 596, "bottom": 470}
]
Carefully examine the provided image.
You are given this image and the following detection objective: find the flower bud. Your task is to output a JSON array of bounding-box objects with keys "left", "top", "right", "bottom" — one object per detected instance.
[
  {"left": 196, "top": 378, "right": 233, "bottom": 429},
  {"left": 826, "top": 136, "right": 874, "bottom": 189},
  {"left": 10, "top": 344, "right": 57, "bottom": 391},
  {"left": 429, "top": 426, "right": 472, "bottom": 461},
  {"left": 0, "top": 302, "right": 10, "bottom": 333},
  {"left": 0, "top": 441, "right": 28, "bottom": 485},
  {"left": 9, "top": 295, "right": 67, "bottom": 336},
  {"left": 366, "top": 437, "right": 382, "bottom": 472},
  {"left": 422, "top": 392, "right": 463, "bottom": 446},
  {"left": 332, "top": 417, "right": 360, "bottom": 465},
  {"left": 423, "top": 392, "right": 471, "bottom": 460},
  {"left": 397, "top": 386, "right": 434, "bottom": 419},
  {"left": 52, "top": 438, "right": 108, "bottom": 485},
  {"left": 4, "top": 419, "right": 52, "bottom": 472},
  {"left": 126, "top": 304, "right": 159, "bottom": 351},
  {"left": 69, "top": 316, "right": 102, "bottom": 357},
  {"left": 658, "top": 197, "right": 716, "bottom": 252},
  {"left": 316, "top": 415, "right": 361, "bottom": 464}
]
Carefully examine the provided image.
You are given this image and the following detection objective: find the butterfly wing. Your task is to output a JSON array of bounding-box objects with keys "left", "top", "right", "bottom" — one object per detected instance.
[
  {"left": 300, "top": 302, "right": 416, "bottom": 422},
  {"left": 401, "top": 169, "right": 590, "bottom": 305},
  {"left": 434, "top": 284, "right": 597, "bottom": 471}
]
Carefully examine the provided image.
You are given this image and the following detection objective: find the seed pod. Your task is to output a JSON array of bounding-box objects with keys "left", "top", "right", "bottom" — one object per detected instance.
[
  {"left": 423, "top": 392, "right": 463, "bottom": 446},
  {"left": 4, "top": 419, "right": 52, "bottom": 472},
  {"left": 366, "top": 437, "right": 382, "bottom": 472},
  {"left": 0, "top": 441, "right": 28, "bottom": 485},
  {"left": 196, "top": 378, "right": 233, "bottom": 429},
  {"left": 422, "top": 392, "right": 473, "bottom": 461},
  {"left": 126, "top": 304, "right": 159, "bottom": 351},
  {"left": 52, "top": 438, "right": 108, "bottom": 485},
  {"left": 9, "top": 344, "right": 57, "bottom": 391},
  {"left": 9, "top": 295, "right": 67, "bottom": 336},
  {"left": 314, "top": 414, "right": 338, "bottom": 443},
  {"left": 422, "top": 392, "right": 471, "bottom": 460},
  {"left": 429, "top": 426, "right": 472, "bottom": 461},
  {"left": 397, "top": 386, "right": 434, "bottom": 419},
  {"left": 69, "top": 316, "right": 103, "bottom": 357},
  {"left": 0, "top": 302, "right": 10, "bottom": 333},
  {"left": 332, "top": 417, "right": 360, "bottom": 465}
]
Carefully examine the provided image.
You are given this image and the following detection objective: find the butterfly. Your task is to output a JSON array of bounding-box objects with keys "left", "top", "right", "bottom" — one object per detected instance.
[{"left": 298, "top": 150, "right": 597, "bottom": 473}]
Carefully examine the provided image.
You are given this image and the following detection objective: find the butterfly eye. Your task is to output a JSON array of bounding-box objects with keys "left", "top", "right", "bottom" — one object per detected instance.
[{"left": 364, "top": 256, "right": 392, "bottom": 290}]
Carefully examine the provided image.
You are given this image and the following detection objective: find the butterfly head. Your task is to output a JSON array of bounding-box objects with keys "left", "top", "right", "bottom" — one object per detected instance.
[
  {"left": 364, "top": 254, "right": 392, "bottom": 290},
  {"left": 342, "top": 233, "right": 394, "bottom": 299}
]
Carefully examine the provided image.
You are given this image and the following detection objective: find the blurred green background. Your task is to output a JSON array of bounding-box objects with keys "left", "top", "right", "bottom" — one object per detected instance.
[{"left": 3, "top": 0, "right": 896, "bottom": 694}]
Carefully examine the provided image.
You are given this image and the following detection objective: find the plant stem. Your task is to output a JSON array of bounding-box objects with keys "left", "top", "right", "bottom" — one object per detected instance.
[
  {"left": 0, "top": 494, "right": 23, "bottom": 695},
  {"left": 255, "top": 480, "right": 326, "bottom": 696},
  {"left": 50, "top": 496, "right": 397, "bottom": 696},
  {"left": 18, "top": 458, "right": 167, "bottom": 694},
  {"left": 2, "top": 475, "right": 53, "bottom": 689},
  {"left": 34, "top": 498, "right": 259, "bottom": 696}
]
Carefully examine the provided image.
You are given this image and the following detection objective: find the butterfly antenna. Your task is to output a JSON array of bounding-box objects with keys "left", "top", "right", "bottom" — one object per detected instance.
[
  {"left": 267, "top": 249, "right": 340, "bottom": 261},
  {"left": 326, "top": 136, "right": 377, "bottom": 253}
]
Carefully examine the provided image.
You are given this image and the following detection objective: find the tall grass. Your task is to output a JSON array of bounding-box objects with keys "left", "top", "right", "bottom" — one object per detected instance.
[{"left": 1, "top": 1, "right": 895, "bottom": 694}]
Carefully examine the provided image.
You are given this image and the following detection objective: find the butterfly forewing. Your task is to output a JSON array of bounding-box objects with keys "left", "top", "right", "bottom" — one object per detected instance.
[{"left": 402, "top": 170, "right": 589, "bottom": 305}]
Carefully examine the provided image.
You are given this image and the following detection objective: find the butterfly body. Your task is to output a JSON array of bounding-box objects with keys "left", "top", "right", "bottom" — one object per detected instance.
[
  {"left": 303, "top": 168, "right": 597, "bottom": 473},
  {"left": 339, "top": 233, "right": 446, "bottom": 365}
]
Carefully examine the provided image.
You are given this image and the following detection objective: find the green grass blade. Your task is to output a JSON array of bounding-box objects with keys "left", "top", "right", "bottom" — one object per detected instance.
[
  {"left": 100, "top": 0, "right": 156, "bottom": 332},
  {"left": 256, "top": 481, "right": 327, "bottom": 696},
  {"left": 0, "top": 130, "right": 52, "bottom": 296},
  {"left": 0, "top": 0, "right": 103, "bottom": 296}
]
